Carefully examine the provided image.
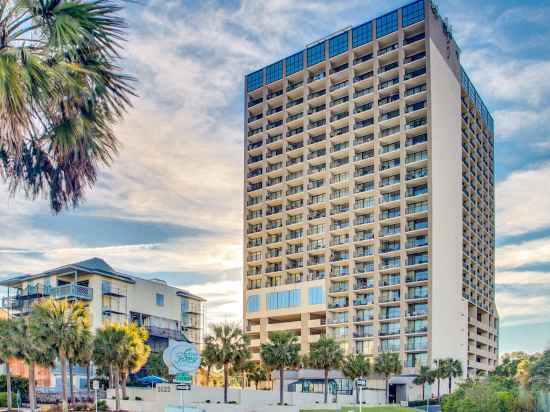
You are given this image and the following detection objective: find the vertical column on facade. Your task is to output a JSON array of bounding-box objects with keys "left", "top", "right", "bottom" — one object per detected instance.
[{"left": 301, "top": 312, "right": 310, "bottom": 353}]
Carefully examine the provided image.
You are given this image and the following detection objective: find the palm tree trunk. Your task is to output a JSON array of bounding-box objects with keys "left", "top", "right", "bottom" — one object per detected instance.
[
  {"left": 223, "top": 362, "right": 229, "bottom": 403},
  {"left": 69, "top": 361, "right": 74, "bottom": 404},
  {"left": 437, "top": 377, "right": 440, "bottom": 399},
  {"left": 122, "top": 371, "right": 128, "bottom": 399},
  {"left": 60, "top": 350, "right": 69, "bottom": 412},
  {"left": 28, "top": 362, "right": 36, "bottom": 412},
  {"left": 109, "top": 364, "right": 114, "bottom": 389},
  {"left": 279, "top": 368, "right": 284, "bottom": 405},
  {"left": 448, "top": 376, "right": 452, "bottom": 394},
  {"left": 422, "top": 383, "right": 425, "bottom": 401},
  {"left": 6, "top": 362, "right": 12, "bottom": 410},
  {"left": 86, "top": 363, "right": 91, "bottom": 402},
  {"left": 115, "top": 368, "right": 121, "bottom": 411},
  {"left": 385, "top": 376, "right": 389, "bottom": 404},
  {"left": 324, "top": 368, "right": 329, "bottom": 404},
  {"left": 206, "top": 366, "right": 211, "bottom": 387}
]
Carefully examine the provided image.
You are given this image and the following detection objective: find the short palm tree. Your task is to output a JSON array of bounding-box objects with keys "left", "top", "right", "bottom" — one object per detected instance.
[
  {"left": 374, "top": 353, "right": 402, "bottom": 404},
  {"left": 341, "top": 353, "right": 371, "bottom": 404},
  {"left": 0, "top": 318, "right": 18, "bottom": 411},
  {"left": 260, "top": 331, "right": 301, "bottom": 405},
  {"left": 201, "top": 337, "right": 219, "bottom": 387},
  {"left": 0, "top": 0, "right": 135, "bottom": 213},
  {"left": 32, "top": 298, "right": 91, "bottom": 412},
  {"left": 308, "top": 336, "right": 345, "bottom": 404},
  {"left": 433, "top": 358, "right": 446, "bottom": 398},
  {"left": 12, "top": 313, "right": 56, "bottom": 411},
  {"left": 117, "top": 323, "right": 151, "bottom": 399},
  {"left": 208, "top": 323, "right": 250, "bottom": 403},
  {"left": 413, "top": 366, "right": 435, "bottom": 400},
  {"left": 248, "top": 364, "right": 268, "bottom": 390}
]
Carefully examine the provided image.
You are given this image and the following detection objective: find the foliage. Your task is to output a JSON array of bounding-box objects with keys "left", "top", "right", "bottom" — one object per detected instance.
[
  {"left": 201, "top": 338, "right": 220, "bottom": 386},
  {"left": 206, "top": 322, "right": 250, "bottom": 403},
  {"left": 308, "top": 336, "right": 345, "bottom": 404},
  {"left": 342, "top": 353, "right": 371, "bottom": 404},
  {"left": 441, "top": 377, "right": 535, "bottom": 412},
  {"left": 413, "top": 366, "right": 435, "bottom": 400},
  {"left": 0, "top": 392, "right": 16, "bottom": 407},
  {"left": 247, "top": 364, "right": 269, "bottom": 390},
  {"left": 144, "top": 352, "right": 169, "bottom": 379},
  {"left": 0, "top": 317, "right": 19, "bottom": 409},
  {"left": 530, "top": 348, "right": 550, "bottom": 390},
  {"left": 0, "top": 0, "right": 135, "bottom": 213},
  {"left": 0, "top": 374, "right": 28, "bottom": 394},
  {"left": 374, "top": 353, "right": 402, "bottom": 404},
  {"left": 260, "top": 331, "right": 300, "bottom": 405}
]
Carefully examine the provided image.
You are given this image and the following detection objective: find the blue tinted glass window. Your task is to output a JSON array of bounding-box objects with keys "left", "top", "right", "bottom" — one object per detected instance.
[
  {"left": 267, "top": 292, "right": 277, "bottom": 310},
  {"left": 402, "top": 0, "right": 424, "bottom": 27},
  {"left": 265, "top": 61, "right": 283, "bottom": 84},
  {"left": 307, "top": 43, "right": 325, "bottom": 67},
  {"left": 155, "top": 293, "right": 164, "bottom": 307},
  {"left": 308, "top": 287, "right": 324, "bottom": 305},
  {"left": 329, "top": 32, "right": 349, "bottom": 57},
  {"left": 246, "top": 70, "right": 263, "bottom": 92},
  {"left": 352, "top": 21, "right": 373, "bottom": 48},
  {"left": 289, "top": 289, "right": 301, "bottom": 307},
  {"left": 376, "top": 10, "right": 398, "bottom": 38},
  {"left": 266, "top": 290, "right": 301, "bottom": 310},
  {"left": 285, "top": 51, "right": 304, "bottom": 75},
  {"left": 247, "top": 295, "right": 260, "bottom": 312}
]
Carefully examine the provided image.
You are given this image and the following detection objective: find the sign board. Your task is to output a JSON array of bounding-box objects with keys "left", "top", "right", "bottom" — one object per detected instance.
[
  {"left": 163, "top": 341, "right": 201, "bottom": 374},
  {"left": 356, "top": 378, "right": 368, "bottom": 387},
  {"left": 92, "top": 380, "right": 100, "bottom": 390},
  {"left": 176, "top": 383, "right": 191, "bottom": 391},
  {"left": 176, "top": 373, "right": 192, "bottom": 383}
]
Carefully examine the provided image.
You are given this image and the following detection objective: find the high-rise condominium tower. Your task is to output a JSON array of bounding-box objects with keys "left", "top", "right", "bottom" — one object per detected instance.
[{"left": 243, "top": 0, "right": 498, "bottom": 387}]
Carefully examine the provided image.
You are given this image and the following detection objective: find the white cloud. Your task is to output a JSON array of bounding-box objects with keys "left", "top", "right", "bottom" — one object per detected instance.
[
  {"left": 493, "top": 108, "right": 550, "bottom": 139},
  {"left": 496, "top": 163, "right": 550, "bottom": 237},
  {"left": 496, "top": 291, "right": 550, "bottom": 327}
]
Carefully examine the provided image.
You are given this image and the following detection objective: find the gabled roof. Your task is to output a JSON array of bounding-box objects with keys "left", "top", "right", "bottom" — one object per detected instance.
[{"left": 0, "top": 257, "right": 135, "bottom": 286}]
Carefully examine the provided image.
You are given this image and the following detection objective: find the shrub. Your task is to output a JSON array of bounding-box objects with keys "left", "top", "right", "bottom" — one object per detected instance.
[
  {"left": 97, "top": 400, "right": 109, "bottom": 411},
  {"left": 135, "top": 396, "right": 143, "bottom": 401},
  {"left": 0, "top": 392, "right": 16, "bottom": 407}
]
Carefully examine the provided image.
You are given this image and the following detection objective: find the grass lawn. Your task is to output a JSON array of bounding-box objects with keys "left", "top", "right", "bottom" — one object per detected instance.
[{"left": 300, "top": 407, "right": 417, "bottom": 412}]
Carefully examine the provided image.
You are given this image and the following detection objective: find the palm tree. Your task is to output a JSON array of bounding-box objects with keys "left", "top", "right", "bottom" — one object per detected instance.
[
  {"left": 11, "top": 313, "right": 56, "bottom": 411},
  {"left": 207, "top": 323, "right": 251, "bottom": 403},
  {"left": 374, "top": 353, "right": 402, "bottom": 404},
  {"left": 341, "top": 353, "right": 371, "bottom": 404},
  {"left": 0, "top": 318, "right": 18, "bottom": 411},
  {"left": 67, "top": 326, "right": 93, "bottom": 404},
  {"left": 0, "top": 0, "right": 135, "bottom": 213},
  {"left": 308, "top": 336, "right": 345, "bottom": 404},
  {"left": 201, "top": 337, "right": 219, "bottom": 387},
  {"left": 445, "top": 358, "right": 463, "bottom": 394},
  {"left": 248, "top": 365, "right": 268, "bottom": 390},
  {"left": 260, "top": 331, "right": 301, "bottom": 405},
  {"left": 93, "top": 325, "right": 129, "bottom": 411},
  {"left": 413, "top": 366, "right": 435, "bottom": 400},
  {"left": 117, "top": 323, "right": 151, "bottom": 399},
  {"left": 433, "top": 358, "right": 446, "bottom": 399},
  {"left": 32, "top": 298, "right": 91, "bottom": 412}
]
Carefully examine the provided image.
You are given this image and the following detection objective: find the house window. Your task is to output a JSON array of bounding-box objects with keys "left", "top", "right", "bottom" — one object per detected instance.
[
  {"left": 402, "top": 0, "right": 424, "bottom": 27},
  {"left": 307, "top": 43, "right": 325, "bottom": 67},
  {"left": 246, "top": 69, "right": 263, "bottom": 92},
  {"left": 329, "top": 32, "right": 348, "bottom": 57},
  {"left": 285, "top": 51, "right": 304, "bottom": 75},
  {"left": 376, "top": 10, "right": 398, "bottom": 38},
  {"left": 156, "top": 293, "right": 165, "bottom": 307},
  {"left": 308, "top": 287, "right": 324, "bottom": 305},
  {"left": 352, "top": 21, "right": 373, "bottom": 48},
  {"left": 247, "top": 295, "right": 260, "bottom": 313},
  {"left": 265, "top": 60, "right": 283, "bottom": 84}
]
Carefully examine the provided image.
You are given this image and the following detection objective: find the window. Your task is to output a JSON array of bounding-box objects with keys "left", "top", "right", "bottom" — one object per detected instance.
[
  {"left": 329, "top": 32, "right": 348, "bottom": 57},
  {"left": 352, "top": 21, "right": 372, "bottom": 48},
  {"left": 402, "top": 0, "right": 424, "bottom": 27},
  {"left": 308, "top": 287, "right": 324, "bottom": 305},
  {"left": 155, "top": 293, "right": 165, "bottom": 307},
  {"left": 181, "top": 298, "right": 189, "bottom": 313},
  {"left": 266, "top": 60, "right": 283, "bottom": 84},
  {"left": 376, "top": 10, "right": 398, "bottom": 38},
  {"left": 307, "top": 43, "right": 325, "bottom": 67},
  {"left": 246, "top": 69, "right": 263, "bottom": 92},
  {"left": 101, "top": 280, "right": 111, "bottom": 294},
  {"left": 285, "top": 51, "right": 304, "bottom": 75},
  {"left": 267, "top": 289, "right": 301, "bottom": 310},
  {"left": 247, "top": 295, "right": 260, "bottom": 313}
]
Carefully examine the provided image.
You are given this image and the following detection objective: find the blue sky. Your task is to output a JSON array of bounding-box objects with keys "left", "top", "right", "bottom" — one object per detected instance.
[{"left": 1, "top": 0, "right": 549, "bottom": 355}]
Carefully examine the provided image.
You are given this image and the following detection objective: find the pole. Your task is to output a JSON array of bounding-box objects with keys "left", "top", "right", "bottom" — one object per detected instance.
[
  {"left": 359, "top": 385, "right": 362, "bottom": 412},
  {"left": 95, "top": 388, "right": 98, "bottom": 412}
]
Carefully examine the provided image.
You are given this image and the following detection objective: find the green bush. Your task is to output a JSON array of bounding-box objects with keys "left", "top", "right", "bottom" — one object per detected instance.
[
  {"left": 0, "top": 375, "right": 28, "bottom": 394},
  {"left": 0, "top": 392, "right": 17, "bottom": 407},
  {"left": 97, "top": 400, "right": 109, "bottom": 411}
]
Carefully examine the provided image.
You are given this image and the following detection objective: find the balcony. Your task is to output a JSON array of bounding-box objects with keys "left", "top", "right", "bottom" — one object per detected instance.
[
  {"left": 405, "top": 84, "right": 427, "bottom": 97},
  {"left": 266, "top": 106, "right": 283, "bottom": 116},
  {"left": 287, "top": 80, "right": 303, "bottom": 92},
  {"left": 330, "top": 126, "right": 349, "bottom": 137},
  {"left": 330, "top": 80, "right": 349, "bottom": 92},
  {"left": 379, "top": 77, "right": 399, "bottom": 90},
  {"left": 266, "top": 133, "right": 283, "bottom": 144},
  {"left": 308, "top": 71, "right": 326, "bottom": 83},
  {"left": 309, "top": 133, "right": 327, "bottom": 145},
  {"left": 287, "top": 97, "right": 304, "bottom": 108},
  {"left": 354, "top": 134, "right": 374, "bottom": 146},
  {"left": 404, "top": 67, "right": 426, "bottom": 81},
  {"left": 404, "top": 32, "right": 425, "bottom": 45},
  {"left": 266, "top": 120, "right": 283, "bottom": 131},
  {"left": 404, "top": 51, "right": 426, "bottom": 64},
  {"left": 308, "top": 89, "right": 326, "bottom": 100},
  {"left": 248, "top": 113, "right": 263, "bottom": 123},
  {"left": 354, "top": 87, "right": 374, "bottom": 99},
  {"left": 247, "top": 97, "right": 263, "bottom": 108},
  {"left": 378, "top": 42, "right": 399, "bottom": 56},
  {"left": 330, "top": 95, "right": 349, "bottom": 107},
  {"left": 379, "top": 109, "right": 400, "bottom": 122},
  {"left": 406, "top": 117, "right": 427, "bottom": 130},
  {"left": 354, "top": 118, "right": 374, "bottom": 130},
  {"left": 330, "top": 111, "right": 349, "bottom": 122},
  {"left": 353, "top": 53, "right": 373, "bottom": 65},
  {"left": 267, "top": 89, "right": 283, "bottom": 100},
  {"left": 52, "top": 284, "right": 93, "bottom": 301},
  {"left": 378, "top": 61, "right": 399, "bottom": 74},
  {"left": 378, "top": 93, "right": 400, "bottom": 106}
]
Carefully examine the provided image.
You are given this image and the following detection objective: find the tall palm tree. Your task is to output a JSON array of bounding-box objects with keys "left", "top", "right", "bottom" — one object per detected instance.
[
  {"left": 0, "top": 318, "right": 18, "bottom": 411},
  {"left": 32, "top": 298, "right": 91, "bottom": 412},
  {"left": 433, "top": 358, "right": 446, "bottom": 399},
  {"left": 413, "top": 366, "right": 435, "bottom": 400},
  {"left": 208, "top": 322, "right": 250, "bottom": 403},
  {"left": 118, "top": 323, "right": 151, "bottom": 398},
  {"left": 308, "top": 336, "right": 345, "bottom": 404},
  {"left": 260, "top": 331, "right": 301, "bottom": 405},
  {"left": 341, "top": 353, "right": 371, "bottom": 404},
  {"left": 445, "top": 358, "right": 463, "bottom": 394},
  {"left": 0, "top": 0, "right": 135, "bottom": 213},
  {"left": 374, "top": 353, "right": 402, "bottom": 404},
  {"left": 11, "top": 313, "right": 56, "bottom": 411},
  {"left": 201, "top": 337, "right": 219, "bottom": 387}
]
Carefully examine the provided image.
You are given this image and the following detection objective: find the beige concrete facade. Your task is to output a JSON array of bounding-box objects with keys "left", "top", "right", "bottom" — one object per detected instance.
[{"left": 243, "top": 0, "right": 497, "bottom": 384}]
